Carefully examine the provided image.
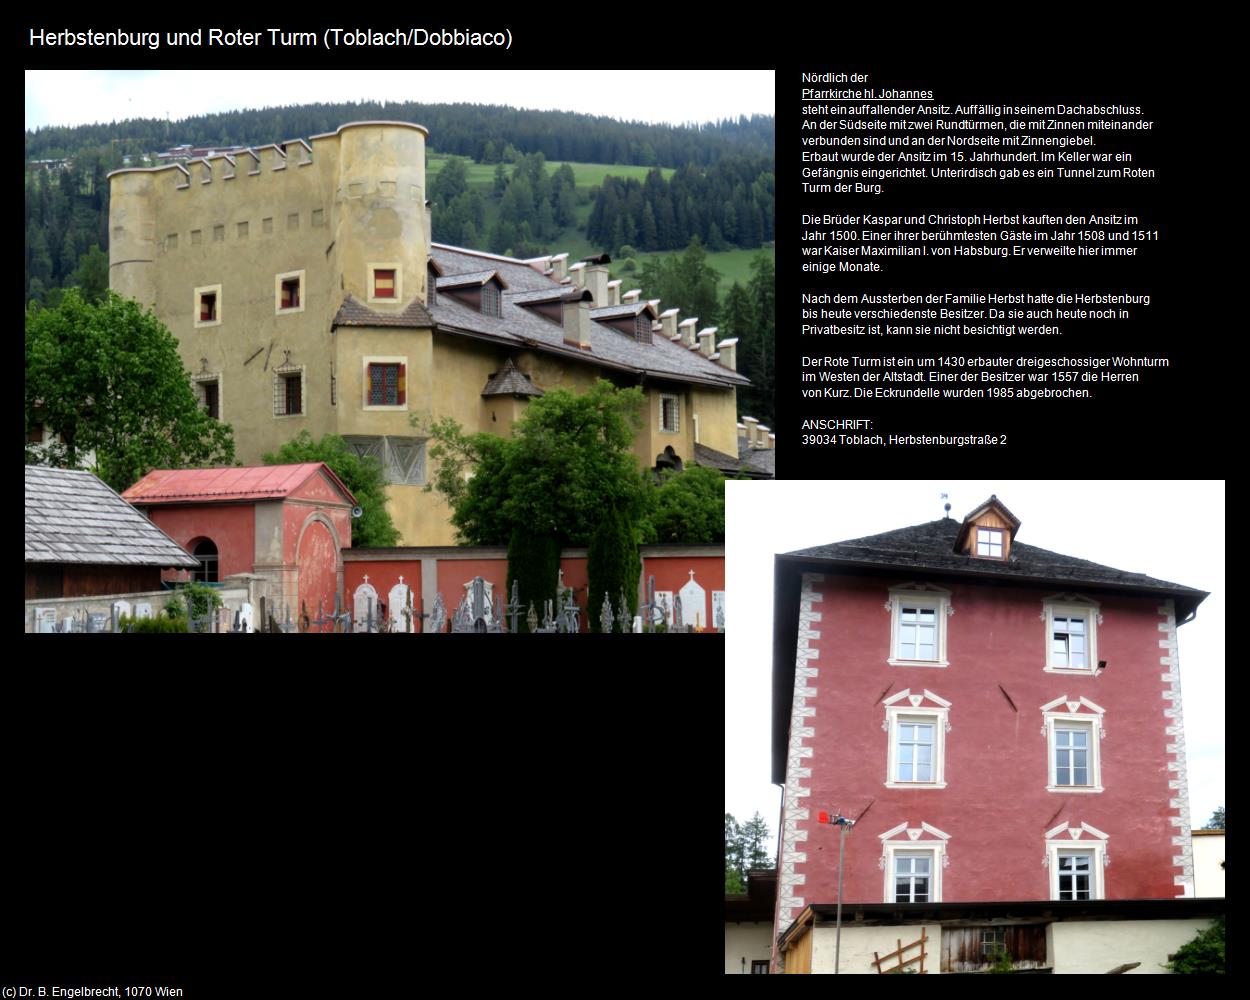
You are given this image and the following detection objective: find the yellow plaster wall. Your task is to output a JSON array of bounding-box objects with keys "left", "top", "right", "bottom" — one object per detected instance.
[{"left": 690, "top": 385, "right": 740, "bottom": 457}]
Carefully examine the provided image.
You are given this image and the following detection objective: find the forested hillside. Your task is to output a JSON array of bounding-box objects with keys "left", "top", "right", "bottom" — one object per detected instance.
[{"left": 26, "top": 102, "right": 775, "bottom": 425}]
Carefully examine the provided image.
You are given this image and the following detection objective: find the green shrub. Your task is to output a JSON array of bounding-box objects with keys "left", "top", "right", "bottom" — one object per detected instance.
[
  {"left": 1166, "top": 918, "right": 1224, "bottom": 974},
  {"left": 119, "top": 614, "right": 189, "bottom": 633}
]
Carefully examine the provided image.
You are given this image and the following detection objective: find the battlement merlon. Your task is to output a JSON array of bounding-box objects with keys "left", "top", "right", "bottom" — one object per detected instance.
[{"left": 108, "top": 121, "right": 431, "bottom": 307}]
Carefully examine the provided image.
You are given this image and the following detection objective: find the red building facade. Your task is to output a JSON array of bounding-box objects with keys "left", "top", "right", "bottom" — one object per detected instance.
[{"left": 770, "top": 497, "right": 1207, "bottom": 959}]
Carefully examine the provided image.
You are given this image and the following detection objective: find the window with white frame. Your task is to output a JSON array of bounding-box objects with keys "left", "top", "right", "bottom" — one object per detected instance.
[
  {"left": 273, "top": 364, "right": 304, "bottom": 417},
  {"left": 879, "top": 822, "right": 950, "bottom": 903},
  {"left": 883, "top": 689, "right": 950, "bottom": 789},
  {"left": 894, "top": 853, "right": 932, "bottom": 902},
  {"left": 1040, "top": 696, "right": 1105, "bottom": 793},
  {"left": 369, "top": 263, "right": 402, "bottom": 303},
  {"left": 1043, "top": 596, "right": 1100, "bottom": 674},
  {"left": 192, "top": 374, "right": 222, "bottom": 420},
  {"left": 194, "top": 284, "right": 222, "bottom": 328},
  {"left": 887, "top": 584, "right": 951, "bottom": 667},
  {"left": 660, "top": 394, "right": 680, "bottom": 433},
  {"left": 1044, "top": 825, "right": 1108, "bottom": 900},
  {"left": 1056, "top": 852, "right": 1093, "bottom": 900},
  {"left": 275, "top": 270, "right": 305, "bottom": 314},
  {"left": 975, "top": 527, "right": 1004, "bottom": 558}
]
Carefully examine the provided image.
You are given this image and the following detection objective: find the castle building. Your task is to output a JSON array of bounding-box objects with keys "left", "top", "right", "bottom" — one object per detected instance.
[
  {"left": 107, "top": 121, "right": 752, "bottom": 545},
  {"left": 769, "top": 496, "right": 1210, "bottom": 971}
]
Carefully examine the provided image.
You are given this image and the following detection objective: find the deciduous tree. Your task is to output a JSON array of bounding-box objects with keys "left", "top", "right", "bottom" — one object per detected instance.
[{"left": 25, "top": 290, "right": 234, "bottom": 492}]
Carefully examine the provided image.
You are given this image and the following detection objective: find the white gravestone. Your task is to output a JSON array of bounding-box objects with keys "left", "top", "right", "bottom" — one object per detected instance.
[
  {"left": 239, "top": 603, "right": 254, "bottom": 633},
  {"left": 654, "top": 591, "right": 674, "bottom": 627},
  {"left": 35, "top": 607, "right": 58, "bottom": 633},
  {"left": 354, "top": 578, "right": 379, "bottom": 627},
  {"left": 135, "top": 602, "right": 153, "bottom": 620},
  {"left": 112, "top": 600, "right": 132, "bottom": 624},
  {"left": 388, "top": 578, "right": 412, "bottom": 630},
  {"left": 462, "top": 579, "right": 494, "bottom": 624},
  {"left": 712, "top": 591, "right": 726, "bottom": 630},
  {"left": 678, "top": 571, "right": 707, "bottom": 628}
]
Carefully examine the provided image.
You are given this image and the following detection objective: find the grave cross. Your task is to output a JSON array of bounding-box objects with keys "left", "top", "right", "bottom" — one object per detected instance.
[
  {"left": 618, "top": 589, "right": 631, "bottom": 634},
  {"left": 506, "top": 580, "right": 524, "bottom": 634},
  {"left": 526, "top": 602, "right": 538, "bottom": 633},
  {"left": 599, "top": 592, "right": 614, "bottom": 634},
  {"left": 640, "top": 575, "right": 659, "bottom": 632},
  {"left": 672, "top": 594, "right": 685, "bottom": 633}
]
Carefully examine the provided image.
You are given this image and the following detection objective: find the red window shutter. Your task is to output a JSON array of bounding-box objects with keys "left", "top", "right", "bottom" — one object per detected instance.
[
  {"left": 367, "top": 363, "right": 377, "bottom": 405},
  {"left": 397, "top": 364, "right": 406, "bottom": 405},
  {"left": 375, "top": 269, "right": 395, "bottom": 298}
]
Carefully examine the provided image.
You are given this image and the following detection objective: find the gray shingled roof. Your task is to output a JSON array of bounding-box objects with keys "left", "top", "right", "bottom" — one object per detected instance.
[
  {"left": 25, "top": 466, "right": 199, "bottom": 568},
  {"left": 591, "top": 303, "right": 651, "bottom": 320},
  {"left": 332, "top": 294, "right": 434, "bottom": 328},
  {"left": 428, "top": 244, "right": 749, "bottom": 390},
  {"left": 481, "top": 358, "right": 544, "bottom": 398},
  {"left": 737, "top": 440, "right": 777, "bottom": 477},
  {"left": 693, "top": 442, "right": 776, "bottom": 479},
  {"left": 436, "top": 269, "right": 505, "bottom": 289},
  {"left": 786, "top": 515, "right": 1207, "bottom": 602}
]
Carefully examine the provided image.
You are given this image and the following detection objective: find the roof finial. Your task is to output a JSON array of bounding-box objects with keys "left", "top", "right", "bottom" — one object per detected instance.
[{"left": 941, "top": 492, "right": 951, "bottom": 518}]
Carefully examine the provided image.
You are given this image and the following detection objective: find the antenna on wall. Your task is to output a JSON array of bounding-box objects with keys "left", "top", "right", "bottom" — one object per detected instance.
[{"left": 941, "top": 492, "right": 951, "bottom": 518}]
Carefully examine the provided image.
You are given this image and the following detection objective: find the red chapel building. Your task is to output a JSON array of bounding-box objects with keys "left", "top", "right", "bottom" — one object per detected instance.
[
  {"left": 123, "top": 463, "right": 356, "bottom": 622},
  {"left": 770, "top": 496, "right": 1208, "bottom": 965}
]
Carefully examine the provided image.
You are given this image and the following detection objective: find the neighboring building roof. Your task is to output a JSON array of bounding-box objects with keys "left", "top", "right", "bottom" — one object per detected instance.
[
  {"left": 693, "top": 442, "right": 775, "bottom": 480},
  {"left": 481, "top": 358, "right": 544, "bottom": 398},
  {"left": 737, "top": 440, "right": 777, "bottom": 478},
  {"left": 429, "top": 244, "right": 749, "bottom": 391},
  {"left": 726, "top": 867, "right": 778, "bottom": 923},
  {"left": 122, "top": 463, "right": 357, "bottom": 506},
  {"left": 25, "top": 466, "right": 198, "bottom": 568},
  {"left": 332, "top": 294, "right": 433, "bottom": 329}
]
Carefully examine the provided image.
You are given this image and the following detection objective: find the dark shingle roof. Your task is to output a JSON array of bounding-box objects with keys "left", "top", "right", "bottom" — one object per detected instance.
[
  {"left": 332, "top": 294, "right": 433, "bottom": 328},
  {"left": 785, "top": 515, "right": 1207, "bottom": 602},
  {"left": 693, "top": 442, "right": 776, "bottom": 479},
  {"left": 25, "top": 466, "right": 199, "bottom": 568},
  {"left": 481, "top": 358, "right": 544, "bottom": 398},
  {"left": 429, "top": 244, "right": 748, "bottom": 390},
  {"left": 436, "top": 269, "right": 506, "bottom": 290}
]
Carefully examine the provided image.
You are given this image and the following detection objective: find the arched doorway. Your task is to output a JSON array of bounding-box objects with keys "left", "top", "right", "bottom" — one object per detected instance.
[
  {"left": 296, "top": 515, "right": 340, "bottom": 625},
  {"left": 191, "top": 538, "right": 219, "bottom": 583}
]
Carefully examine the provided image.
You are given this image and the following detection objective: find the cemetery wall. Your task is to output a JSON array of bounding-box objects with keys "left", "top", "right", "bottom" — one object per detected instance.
[{"left": 25, "top": 585, "right": 250, "bottom": 633}]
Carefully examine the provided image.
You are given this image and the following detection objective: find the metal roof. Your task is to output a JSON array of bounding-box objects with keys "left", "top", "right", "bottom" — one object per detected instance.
[
  {"left": 25, "top": 466, "right": 199, "bottom": 568},
  {"left": 122, "top": 463, "right": 356, "bottom": 506}
]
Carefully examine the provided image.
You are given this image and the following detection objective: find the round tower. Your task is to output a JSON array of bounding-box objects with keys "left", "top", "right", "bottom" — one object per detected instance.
[
  {"left": 333, "top": 122, "right": 429, "bottom": 306},
  {"left": 107, "top": 169, "right": 157, "bottom": 306}
]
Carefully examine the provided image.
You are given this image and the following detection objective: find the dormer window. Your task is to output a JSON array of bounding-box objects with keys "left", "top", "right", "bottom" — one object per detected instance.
[
  {"left": 976, "top": 527, "right": 1004, "bottom": 558},
  {"left": 954, "top": 494, "right": 1020, "bottom": 560},
  {"left": 635, "top": 314, "right": 653, "bottom": 345},
  {"left": 482, "top": 282, "right": 501, "bottom": 318}
]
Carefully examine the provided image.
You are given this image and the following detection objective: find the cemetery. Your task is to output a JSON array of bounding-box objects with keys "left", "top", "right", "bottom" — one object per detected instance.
[{"left": 26, "top": 462, "right": 724, "bottom": 633}]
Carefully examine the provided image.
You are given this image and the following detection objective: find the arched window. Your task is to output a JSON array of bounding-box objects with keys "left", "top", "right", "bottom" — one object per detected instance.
[{"left": 192, "top": 539, "right": 219, "bottom": 583}]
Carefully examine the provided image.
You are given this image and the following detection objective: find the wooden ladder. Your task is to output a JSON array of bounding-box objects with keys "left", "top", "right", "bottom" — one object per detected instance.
[{"left": 873, "top": 928, "right": 929, "bottom": 974}]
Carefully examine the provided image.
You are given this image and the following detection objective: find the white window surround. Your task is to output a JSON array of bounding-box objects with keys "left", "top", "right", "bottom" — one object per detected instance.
[
  {"left": 882, "top": 689, "right": 951, "bottom": 789},
  {"left": 1040, "top": 696, "right": 1105, "bottom": 793},
  {"left": 1044, "top": 822, "right": 1108, "bottom": 900},
  {"left": 367, "top": 262, "right": 403, "bottom": 303},
  {"left": 362, "top": 355, "right": 408, "bottom": 411},
  {"left": 886, "top": 583, "right": 952, "bottom": 667},
  {"left": 660, "top": 393, "right": 680, "bottom": 433},
  {"left": 194, "top": 283, "right": 222, "bottom": 328},
  {"left": 275, "top": 269, "right": 306, "bottom": 315},
  {"left": 1042, "top": 594, "right": 1101, "bottom": 674},
  {"left": 191, "top": 372, "right": 223, "bottom": 420},
  {"left": 878, "top": 822, "right": 950, "bottom": 903},
  {"left": 272, "top": 364, "right": 306, "bottom": 419}
]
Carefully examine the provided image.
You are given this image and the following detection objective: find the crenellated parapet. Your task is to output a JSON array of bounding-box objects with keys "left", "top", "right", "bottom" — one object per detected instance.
[{"left": 108, "top": 121, "right": 430, "bottom": 308}]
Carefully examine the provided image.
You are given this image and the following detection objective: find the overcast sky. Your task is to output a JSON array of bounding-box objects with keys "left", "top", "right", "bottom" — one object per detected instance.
[
  {"left": 24, "top": 69, "right": 776, "bottom": 132},
  {"left": 725, "top": 480, "right": 1226, "bottom": 854}
]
